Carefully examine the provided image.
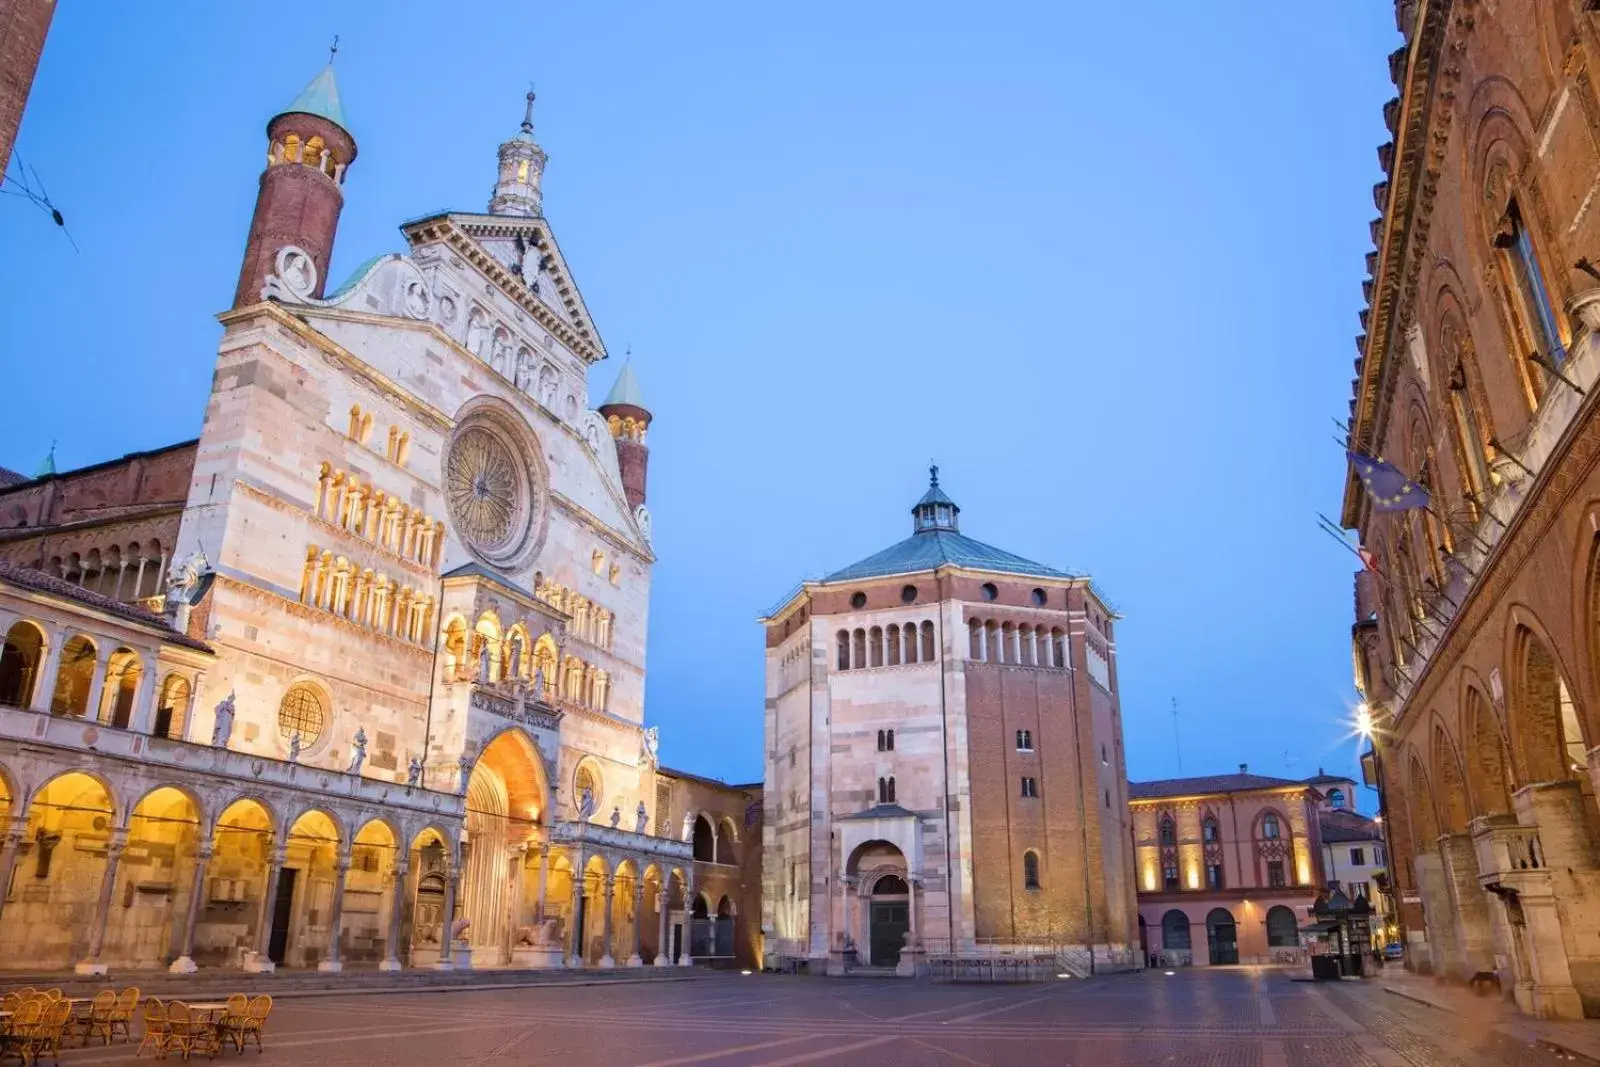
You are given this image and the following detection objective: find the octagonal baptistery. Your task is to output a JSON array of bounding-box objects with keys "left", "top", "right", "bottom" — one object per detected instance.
[{"left": 759, "top": 469, "right": 1138, "bottom": 975}]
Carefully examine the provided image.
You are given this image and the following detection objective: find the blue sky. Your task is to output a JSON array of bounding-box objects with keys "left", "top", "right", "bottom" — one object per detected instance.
[{"left": 0, "top": 2, "right": 1396, "bottom": 796}]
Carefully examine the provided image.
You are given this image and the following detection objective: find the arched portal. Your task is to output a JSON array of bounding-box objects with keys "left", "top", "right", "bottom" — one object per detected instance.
[
  {"left": 406, "top": 827, "right": 452, "bottom": 967},
  {"left": 1160, "top": 909, "right": 1191, "bottom": 957},
  {"left": 581, "top": 853, "right": 609, "bottom": 964},
  {"left": 198, "top": 798, "right": 276, "bottom": 968},
  {"left": 460, "top": 728, "right": 550, "bottom": 966},
  {"left": 7, "top": 772, "right": 116, "bottom": 967},
  {"left": 50, "top": 635, "right": 96, "bottom": 717},
  {"left": 1266, "top": 905, "right": 1299, "bottom": 948},
  {"left": 691, "top": 814, "right": 714, "bottom": 862},
  {"left": 98, "top": 647, "right": 142, "bottom": 728},
  {"left": 278, "top": 809, "right": 342, "bottom": 967},
  {"left": 1205, "top": 907, "right": 1238, "bottom": 965},
  {"left": 846, "top": 839, "right": 909, "bottom": 968},
  {"left": 113, "top": 787, "right": 203, "bottom": 966},
  {"left": 349, "top": 819, "right": 399, "bottom": 965},
  {"left": 0, "top": 620, "right": 44, "bottom": 708}
]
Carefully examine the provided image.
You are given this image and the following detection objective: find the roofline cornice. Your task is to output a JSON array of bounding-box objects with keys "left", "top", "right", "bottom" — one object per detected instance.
[{"left": 1342, "top": 0, "right": 1455, "bottom": 528}]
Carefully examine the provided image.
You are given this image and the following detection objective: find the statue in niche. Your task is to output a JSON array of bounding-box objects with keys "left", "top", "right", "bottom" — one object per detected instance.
[
  {"left": 465, "top": 308, "right": 490, "bottom": 358},
  {"left": 532, "top": 667, "right": 545, "bottom": 703},
  {"left": 406, "top": 756, "right": 423, "bottom": 787},
  {"left": 491, "top": 330, "right": 511, "bottom": 375},
  {"left": 635, "top": 801, "right": 649, "bottom": 834},
  {"left": 508, "top": 635, "right": 523, "bottom": 679},
  {"left": 640, "top": 726, "right": 660, "bottom": 768},
  {"left": 479, "top": 639, "right": 493, "bottom": 683},
  {"left": 287, "top": 732, "right": 302, "bottom": 763},
  {"left": 577, "top": 787, "right": 597, "bottom": 822},
  {"left": 347, "top": 728, "right": 368, "bottom": 775},
  {"left": 610, "top": 806, "right": 622, "bottom": 829},
  {"left": 210, "top": 691, "right": 236, "bottom": 748},
  {"left": 514, "top": 350, "right": 533, "bottom": 392},
  {"left": 538, "top": 366, "right": 557, "bottom": 407}
]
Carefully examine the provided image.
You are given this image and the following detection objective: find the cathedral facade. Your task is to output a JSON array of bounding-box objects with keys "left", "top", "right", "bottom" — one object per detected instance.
[
  {"left": 0, "top": 66, "right": 756, "bottom": 974},
  {"left": 759, "top": 473, "right": 1138, "bottom": 975}
]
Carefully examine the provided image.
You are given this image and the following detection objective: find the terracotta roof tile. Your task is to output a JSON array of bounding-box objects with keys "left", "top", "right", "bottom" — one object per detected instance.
[
  {"left": 0, "top": 560, "right": 212, "bottom": 652},
  {"left": 1129, "top": 772, "right": 1306, "bottom": 800}
]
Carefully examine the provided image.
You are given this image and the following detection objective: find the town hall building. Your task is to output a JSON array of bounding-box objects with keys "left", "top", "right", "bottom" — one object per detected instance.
[
  {"left": 0, "top": 63, "right": 759, "bottom": 975},
  {"left": 759, "top": 472, "right": 1138, "bottom": 974}
]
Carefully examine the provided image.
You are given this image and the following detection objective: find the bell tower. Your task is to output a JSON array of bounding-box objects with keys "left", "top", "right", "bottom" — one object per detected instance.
[
  {"left": 233, "top": 61, "right": 357, "bottom": 308},
  {"left": 598, "top": 361, "right": 652, "bottom": 511}
]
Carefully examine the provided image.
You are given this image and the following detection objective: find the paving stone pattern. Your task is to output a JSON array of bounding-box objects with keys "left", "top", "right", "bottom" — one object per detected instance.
[{"left": 26, "top": 967, "right": 1598, "bottom": 1066}]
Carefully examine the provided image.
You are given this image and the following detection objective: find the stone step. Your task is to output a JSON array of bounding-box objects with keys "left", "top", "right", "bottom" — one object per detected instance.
[{"left": 0, "top": 966, "right": 709, "bottom": 1001}]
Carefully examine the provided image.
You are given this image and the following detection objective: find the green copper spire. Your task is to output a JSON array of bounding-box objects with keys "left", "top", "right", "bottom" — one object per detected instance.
[
  {"left": 282, "top": 64, "right": 347, "bottom": 130},
  {"left": 36, "top": 441, "right": 55, "bottom": 478},
  {"left": 602, "top": 360, "right": 646, "bottom": 409}
]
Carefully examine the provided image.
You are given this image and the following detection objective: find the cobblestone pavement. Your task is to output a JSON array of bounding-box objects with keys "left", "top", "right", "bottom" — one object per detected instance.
[{"left": 40, "top": 967, "right": 1600, "bottom": 1066}]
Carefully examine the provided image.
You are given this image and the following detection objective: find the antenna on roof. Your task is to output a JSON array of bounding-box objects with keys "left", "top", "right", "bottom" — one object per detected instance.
[{"left": 1172, "top": 697, "right": 1183, "bottom": 775}]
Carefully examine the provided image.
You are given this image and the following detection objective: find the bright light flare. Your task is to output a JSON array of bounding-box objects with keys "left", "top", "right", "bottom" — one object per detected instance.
[{"left": 1354, "top": 703, "right": 1373, "bottom": 739}]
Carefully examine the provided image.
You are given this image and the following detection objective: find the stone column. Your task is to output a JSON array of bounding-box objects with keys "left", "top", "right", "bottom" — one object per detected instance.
[
  {"left": 535, "top": 846, "right": 550, "bottom": 920},
  {"left": 245, "top": 841, "right": 287, "bottom": 973},
  {"left": 85, "top": 649, "right": 113, "bottom": 723},
  {"left": 318, "top": 853, "right": 352, "bottom": 972},
  {"left": 599, "top": 873, "right": 616, "bottom": 968},
  {"left": 0, "top": 818, "right": 25, "bottom": 930},
  {"left": 380, "top": 860, "right": 408, "bottom": 971},
  {"left": 1516, "top": 886, "right": 1585, "bottom": 1019},
  {"left": 655, "top": 877, "right": 672, "bottom": 966},
  {"left": 1438, "top": 832, "right": 1495, "bottom": 977},
  {"left": 628, "top": 875, "right": 645, "bottom": 967},
  {"left": 566, "top": 849, "right": 586, "bottom": 968},
  {"left": 1412, "top": 850, "right": 1461, "bottom": 977},
  {"left": 679, "top": 878, "right": 696, "bottom": 967},
  {"left": 182, "top": 672, "right": 205, "bottom": 743},
  {"left": 75, "top": 830, "right": 128, "bottom": 975},
  {"left": 897, "top": 876, "right": 921, "bottom": 977},
  {"left": 169, "top": 842, "right": 214, "bottom": 973},
  {"left": 28, "top": 627, "right": 65, "bottom": 712},
  {"left": 434, "top": 861, "right": 459, "bottom": 970},
  {"left": 505, "top": 844, "right": 527, "bottom": 965},
  {"left": 129, "top": 657, "right": 159, "bottom": 734}
]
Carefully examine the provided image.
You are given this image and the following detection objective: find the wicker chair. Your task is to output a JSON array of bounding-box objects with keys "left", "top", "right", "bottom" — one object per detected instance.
[
  {"left": 1, "top": 1000, "right": 42, "bottom": 1064},
  {"left": 110, "top": 988, "right": 140, "bottom": 1043},
  {"left": 238, "top": 996, "right": 271, "bottom": 1053},
  {"left": 135, "top": 999, "right": 168, "bottom": 1060},
  {"left": 80, "top": 990, "right": 117, "bottom": 1046},
  {"left": 18, "top": 998, "right": 72, "bottom": 1066},
  {"left": 217, "top": 995, "right": 249, "bottom": 1054},
  {"left": 164, "top": 1002, "right": 196, "bottom": 1061}
]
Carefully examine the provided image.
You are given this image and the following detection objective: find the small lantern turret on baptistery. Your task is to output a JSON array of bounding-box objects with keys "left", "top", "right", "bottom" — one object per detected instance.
[
  {"left": 598, "top": 361, "right": 651, "bottom": 511},
  {"left": 232, "top": 58, "right": 358, "bottom": 308},
  {"left": 489, "top": 91, "right": 548, "bottom": 218}
]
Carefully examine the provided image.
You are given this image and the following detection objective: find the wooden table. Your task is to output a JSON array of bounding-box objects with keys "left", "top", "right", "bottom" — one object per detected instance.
[{"left": 186, "top": 1003, "right": 230, "bottom": 1057}]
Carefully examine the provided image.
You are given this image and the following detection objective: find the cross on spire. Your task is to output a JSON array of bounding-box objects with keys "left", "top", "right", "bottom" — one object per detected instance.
[
  {"left": 522, "top": 85, "right": 536, "bottom": 134},
  {"left": 328, "top": 35, "right": 339, "bottom": 64}
]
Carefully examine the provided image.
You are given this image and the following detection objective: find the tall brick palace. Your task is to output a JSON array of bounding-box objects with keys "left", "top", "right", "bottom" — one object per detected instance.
[
  {"left": 1343, "top": 0, "right": 1600, "bottom": 1020},
  {"left": 0, "top": 64, "right": 759, "bottom": 975},
  {"left": 760, "top": 472, "right": 1137, "bottom": 974}
]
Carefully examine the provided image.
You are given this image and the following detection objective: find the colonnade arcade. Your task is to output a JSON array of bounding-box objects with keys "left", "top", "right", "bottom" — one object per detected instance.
[{"left": 0, "top": 758, "right": 461, "bottom": 975}]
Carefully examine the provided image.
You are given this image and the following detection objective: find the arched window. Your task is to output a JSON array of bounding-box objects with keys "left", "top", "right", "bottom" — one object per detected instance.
[
  {"left": 1016, "top": 729, "right": 1033, "bottom": 752},
  {"left": 278, "top": 683, "right": 327, "bottom": 748},
  {"left": 1327, "top": 788, "right": 1346, "bottom": 810},
  {"left": 969, "top": 619, "right": 983, "bottom": 660},
  {"left": 852, "top": 629, "right": 866, "bottom": 670},
  {"left": 1023, "top": 850, "right": 1040, "bottom": 890},
  {"left": 1266, "top": 905, "right": 1299, "bottom": 948},
  {"left": 1261, "top": 813, "right": 1281, "bottom": 840},
  {"left": 869, "top": 626, "right": 884, "bottom": 668},
  {"left": 1158, "top": 815, "right": 1176, "bottom": 846},
  {"left": 1498, "top": 199, "right": 1564, "bottom": 366},
  {"left": 155, "top": 674, "right": 190, "bottom": 740},
  {"left": 1201, "top": 817, "right": 1218, "bottom": 843},
  {"left": 0, "top": 621, "right": 44, "bottom": 708},
  {"left": 692, "top": 814, "right": 715, "bottom": 862},
  {"left": 837, "top": 630, "right": 850, "bottom": 671},
  {"left": 920, "top": 621, "right": 935, "bottom": 661},
  {"left": 1161, "top": 909, "right": 1191, "bottom": 951},
  {"left": 886, "top": 624, "right": 901, "bottom": 666},
  {"left": 885, "top": 729, "right": 894, "bottom": 751},
  {"left": 878, "top": 776, "right": 896, "bottom": 804},
  {"left": 874, "top": 874, "right": 908, "bottom": 895}
]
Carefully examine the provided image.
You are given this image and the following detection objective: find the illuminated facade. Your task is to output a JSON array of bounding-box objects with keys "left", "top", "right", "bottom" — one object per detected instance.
[
  {"left": 760, "top": 473, "right": 1137, "bottom": 976},
  {"left": 1131, "top": 770, "right": 1325, "bottom": 966},
  {"left": 0, "top": 67, "right": 755, "bottom": 975},
  {"left": 1342, "top": 0, "right": 1600, "bottom": 1019}
]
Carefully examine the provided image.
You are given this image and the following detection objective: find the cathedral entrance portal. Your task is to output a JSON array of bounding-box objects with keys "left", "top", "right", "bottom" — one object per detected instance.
[
  {"left": 461, "top": 728, "right": 549, "bottom": 966},
  {"left": 869, "top": 875, "right": 909, "bottom": 967}
]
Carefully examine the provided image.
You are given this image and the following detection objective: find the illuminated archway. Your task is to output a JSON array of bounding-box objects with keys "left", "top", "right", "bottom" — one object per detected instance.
[{"left": 460, "top": 729, "right": 550, "bottom": 965}]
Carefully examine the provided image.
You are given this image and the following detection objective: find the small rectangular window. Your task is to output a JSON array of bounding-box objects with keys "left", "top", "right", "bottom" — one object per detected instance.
[
  {"left": 1267, "top": 860, "right": 1286, "bottom": 888},
  {"left": 1101, "top": 743, "right": 1108, "bottom": 766},
  {"left": 1015, "top": 729, "right": 1033, "bottom": 752},
  {"left": 1162, "top": 865, "right": 1179, "bottom": 891},
  {"left": 1020, "top": 776, "right": 1038, "bottom": 799},
  {"left": 1206, "top": 863, "right": 1223, "bottom": 890},
  {"left": 1350, "top": 847, "right": 1365, "bottom": 867}
]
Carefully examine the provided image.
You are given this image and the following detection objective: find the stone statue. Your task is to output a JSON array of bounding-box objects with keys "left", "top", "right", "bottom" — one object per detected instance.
[
  {"left": 508, "top": 635, "right": 523, "bottom": 679},
  {"left": 534, "top": 916, "right": 560, "bottom": 947},
  {"left": 164, "top": 550, "right": 207, "bottom": 613},
  {"left": 210, "top": 691, "right": 236, "bottom": 748},
  {"left": 640, "top": 726, "right": 660, "bottom": 768},
  {"left": 347, "top": 728, "right": 368, "bottom": 776},
  {"left": 635, "top": 801, "right": 649, "bottom": 834},
  {"left": 450, "top": 917, "right": 472, "bottom": 941},
  {"left": 610, "top": 806, "right": 622, "bottom": 829},
  {"left": 406, "top": 756, "right": 423, "bottom": 787},
  {"left": 287, "top": 732, "right": 302, "bottom": 763},
  {"left": 491, "top": 331, "right": 510, "bottom": 375},
  {"left": 532, "top": 668, "right": 545, "bottom": 702},
  {"left": 466, "top": 309, "right": 488, "bottom": 357},
  {"left": 577, "top": 786, "right": 597, "bottom": 822},
  {"left": 458, "top": 755, "right": 474, "bottom": 795},
  {"left": 478, "top": 639, "right": 492, "bottom": 683}
]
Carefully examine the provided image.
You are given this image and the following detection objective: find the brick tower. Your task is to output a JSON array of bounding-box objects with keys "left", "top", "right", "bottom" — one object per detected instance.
[
  {"left": 232, "top": 63, "right": 357, "bottom": 308},
  {"left": 0, "top": 0, "right": 57, "bottom": 180},
  {"left": 598, "top": 362, "right": 651, "bottom": 511}
]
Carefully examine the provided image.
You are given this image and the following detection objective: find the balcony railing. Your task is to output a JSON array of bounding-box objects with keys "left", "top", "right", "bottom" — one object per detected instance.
[{"left": 1473, "top": 819, "right": 1545, "bottom": 888}]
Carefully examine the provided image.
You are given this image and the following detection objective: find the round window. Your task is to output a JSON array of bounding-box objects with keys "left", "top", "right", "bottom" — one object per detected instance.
[
  {"left": 900, "top": 584, "right": 918, "bottom": 604},
  {"left": 850, "top": 592, "right": 867, "bottom": 609},
  {"left": 1031, "top": 588, "right": 1047, "bottom": 606},
  {"left": 278, "top": 684, "right": 327, "bottom": 748},
  {"left": 981, "top": 582, "right": 998, "bottom": 602},
  {"left": 443, "top": 407, "right": 548, "bottom": 571}
]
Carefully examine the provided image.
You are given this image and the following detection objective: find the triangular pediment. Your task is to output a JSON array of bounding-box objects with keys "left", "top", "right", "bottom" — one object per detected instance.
[{"left": 401, "top": 212, "right": 606, "bottom": 363}]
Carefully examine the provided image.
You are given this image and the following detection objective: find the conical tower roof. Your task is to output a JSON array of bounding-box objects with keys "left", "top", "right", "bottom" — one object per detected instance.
[
  {"left": 281, "top": 64, "right": 347, "bottom": 130},
  {"left": 601, "top": 361, "right": 647, "bottom": 410}
]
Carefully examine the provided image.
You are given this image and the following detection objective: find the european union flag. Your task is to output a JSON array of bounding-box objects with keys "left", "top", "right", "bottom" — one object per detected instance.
[{"left": 1348, "top": 451, "right": 1430, "bottom": 512}]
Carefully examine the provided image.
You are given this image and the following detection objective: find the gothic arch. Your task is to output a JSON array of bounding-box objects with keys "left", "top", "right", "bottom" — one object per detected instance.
[
  {"left": 1460, "top": 675, "right": 1514, "bottom": 814},
  {"left": 1406, "top": 749, "right": 1443, "bottom": 852},
  {"left": 1573, "top": 506, "right": 1600, "bottom": 741},
  {"left": 1506, "top": 611, "right": 1587, "bottom": 786},
  {"left": 1430, "top": 717, "right": 1472, "bottom": 832}
]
